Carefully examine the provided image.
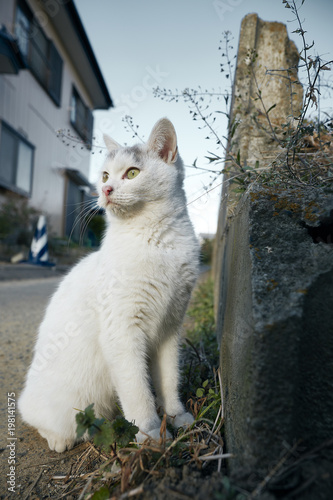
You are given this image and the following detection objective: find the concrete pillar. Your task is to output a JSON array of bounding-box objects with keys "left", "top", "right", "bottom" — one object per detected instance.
[
  {"left": 228, "top": 13, "right": 302, "bottom": 168},
  {"left": 214, "top": 13, "right": 303, "bottom": 316}
]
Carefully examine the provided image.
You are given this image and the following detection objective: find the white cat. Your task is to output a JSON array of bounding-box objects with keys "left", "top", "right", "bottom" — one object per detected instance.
[{"left": 18, "top": 118, "right": 200, "bottom": 452}]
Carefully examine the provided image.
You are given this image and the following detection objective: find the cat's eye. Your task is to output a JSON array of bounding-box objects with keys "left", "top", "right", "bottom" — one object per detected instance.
[
  {"left": 102, "top": 171, "right": 109, "bottom": 183},
  {"left": 125, "top": 168, "right": 140, "bottom": 180}
]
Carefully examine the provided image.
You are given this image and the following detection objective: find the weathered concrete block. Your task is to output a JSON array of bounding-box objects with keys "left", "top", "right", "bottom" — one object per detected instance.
[
  {"left": 228, "top": 13, "right": 303, "bottom": 169},
  {"left": 218, "top": 184, "right": 333, "bottom": 475},
  {"left": 214, "top": 12, "right": 303, "bottom": 317}
]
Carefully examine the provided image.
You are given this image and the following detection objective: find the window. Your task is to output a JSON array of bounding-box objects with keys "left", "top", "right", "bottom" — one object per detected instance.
[
  {"left": 70, "top": 87, "right": 93, "bottom": 147},
  {"left": 15, "top": 6, "right": 29, "bottom": 58},
  {"left": 15, "top": 1, "right": 63, "bottom": 106},
  {"left": 0, "top": 122, "right": 34, "bottom": 196}
]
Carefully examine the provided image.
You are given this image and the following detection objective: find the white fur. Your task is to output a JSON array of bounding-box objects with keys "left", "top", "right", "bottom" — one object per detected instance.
[{"left": 18, "top": 118, "right": 199, "bottom": 452}]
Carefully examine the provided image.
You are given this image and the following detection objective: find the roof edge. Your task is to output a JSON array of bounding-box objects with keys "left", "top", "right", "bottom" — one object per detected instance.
[{"left": 65, "top": 1, "right": 113, "bottom": 110}]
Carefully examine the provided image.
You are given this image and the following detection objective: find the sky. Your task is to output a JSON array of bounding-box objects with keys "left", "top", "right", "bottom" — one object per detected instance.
[{"left": 75, "top": 0, "right": 333, "bottom": 236}]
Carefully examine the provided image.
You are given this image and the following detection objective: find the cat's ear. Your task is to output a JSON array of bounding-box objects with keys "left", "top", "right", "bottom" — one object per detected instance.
[
  {"left": 147, "top": 118, "right": 178, "bottom": 164},
  {"left": 103, "top": 134, "right": 121, "bottom": 153}
]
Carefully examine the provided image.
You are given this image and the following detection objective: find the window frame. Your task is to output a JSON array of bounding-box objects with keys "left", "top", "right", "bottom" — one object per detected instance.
[
  {"left": 70, "top": 86, "right": 93, "bottom": 147},
  {"left": 0, "top": 121, "right": 35, "bottom": 197},
  {"left": 14, "top": 0, "right": 63, "bottom": 107}
]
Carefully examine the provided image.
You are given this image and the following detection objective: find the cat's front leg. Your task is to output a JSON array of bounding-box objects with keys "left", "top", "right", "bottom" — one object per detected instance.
[
  {"left": 101, "top": 329, "right": 168, "bottom": 442},
  {"left": 152, "top": 334, "right": 194, "bottom": 430}
]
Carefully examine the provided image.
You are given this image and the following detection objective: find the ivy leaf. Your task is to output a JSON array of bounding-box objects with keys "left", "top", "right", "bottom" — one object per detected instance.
[
  {"left": 75, "top": 404, "right": 103, "bottom": 438},
  {"left": 93, "top": 422, "right": 115, "bottom": 451},
  {"left": 76, "top": 406, "right": 139, "bottom": 452},
  {"left": 94, "top": 416, "right": 139, "bottom": 451},
  {"left": 110, "top": 416, "right": 139, "bottom": 448}
]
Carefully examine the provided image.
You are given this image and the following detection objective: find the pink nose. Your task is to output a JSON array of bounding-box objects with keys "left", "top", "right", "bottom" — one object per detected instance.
[{"left": 102, "top": 185, "right": 113, "bottom": 196}]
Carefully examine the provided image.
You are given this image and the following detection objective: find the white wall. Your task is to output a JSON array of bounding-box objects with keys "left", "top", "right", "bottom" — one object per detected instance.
[{"left": 0, "top": 0, "right": 93, "bottom": 236}]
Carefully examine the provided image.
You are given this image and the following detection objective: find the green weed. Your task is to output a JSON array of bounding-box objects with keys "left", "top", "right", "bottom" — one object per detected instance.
[{"left": 76, "top": 404, "right": 139, "bottom": 452}]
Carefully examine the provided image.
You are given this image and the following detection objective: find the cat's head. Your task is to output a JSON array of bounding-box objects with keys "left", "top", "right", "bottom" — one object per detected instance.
[{"left": 97, "top": 118, "right": 185, "bottom": 217}]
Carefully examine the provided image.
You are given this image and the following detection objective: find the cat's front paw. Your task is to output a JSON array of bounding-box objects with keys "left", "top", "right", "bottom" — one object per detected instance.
[
  {"left": 136, "top": 427, "right": 172, "bottom": 443},
  {"left": 171, "top": 412, "right": 194, "bottom": 430},
  {"left": 38, "top": 429, "right": 75, "bottom": 453}
]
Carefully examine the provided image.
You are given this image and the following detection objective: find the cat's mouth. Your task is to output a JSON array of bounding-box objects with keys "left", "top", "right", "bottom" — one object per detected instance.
[
  {"left": 104, "top": 198, "right": 121, "bottom": 208},
  {"left": 104, "top": 199, "right": 128, "bottom": 215},
  {"left": 97, "top": 196, "right": 122, "bottom": 212}
]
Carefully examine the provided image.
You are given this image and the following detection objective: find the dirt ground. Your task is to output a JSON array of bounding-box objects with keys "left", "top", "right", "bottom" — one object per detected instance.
[{"left": 0, "top": 273, "right": 67, "bottom": 499}]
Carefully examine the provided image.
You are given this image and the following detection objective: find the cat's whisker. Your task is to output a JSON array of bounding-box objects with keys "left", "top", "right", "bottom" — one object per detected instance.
[
  {"left": 67, "top": 201, "right": 99, "bottom": 245},
  {"left": 67, "top": 204, "right": 94, "bottom": 239},
  {"left": 76, "top": 209, "right": 93, "bottom": 246},
  {"left": 79, "top": 206, "right": 101, "bottom": 246},
  {"left": 67, "top": 198, "right": 98, "bottom": 208},
  {"left": 67, "top": 196, "right": 98, "bottom": 209},
  {"left": 65, "top": 199, "right": 98, "bottom": 219}
]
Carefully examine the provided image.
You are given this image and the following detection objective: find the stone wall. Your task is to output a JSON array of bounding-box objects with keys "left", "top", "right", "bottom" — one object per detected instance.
[{"left": 214, "top": 13, "right": 333, "bottom": 490}]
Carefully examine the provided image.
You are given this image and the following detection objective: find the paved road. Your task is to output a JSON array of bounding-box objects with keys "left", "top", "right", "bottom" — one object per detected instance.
[
  {"left": 0, "top": 278, "right": 60, "bottom": 441},
  {"left": 0, "top": 262, "right": 69, "bottom": 281}
]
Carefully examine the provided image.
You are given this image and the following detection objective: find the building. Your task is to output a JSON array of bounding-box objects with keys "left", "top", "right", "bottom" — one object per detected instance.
[{"left": 0, "top": 0, "right": 113, "bottom": 240}]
